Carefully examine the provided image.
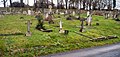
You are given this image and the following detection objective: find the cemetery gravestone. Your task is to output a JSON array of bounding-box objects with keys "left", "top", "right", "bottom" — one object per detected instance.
[
  {"left": 23, "top": 11, "right": 27, "bottom": 15},
  {"left": 56, "top": 10, "right": 58, "bottom": 14},
  {"left": 87, "top": 11, "right": 90, "bottom": 17},
  {"left": 45, "top": 14, "right": 54, "bottom": 24},
  {"left": 28, "top": 10, "right": 31, "bottom": 15},
  {"left": 105, "top": 11, "right": 109, "bottom": 19},
  {"left": 86, "top": 15, "right": 92, "bottom": 26},
  {"left": 35, "top": 13, "right": 46, "bottom": 30},
  {"left": 25, "top": 20, "right": 32, "bottom": 36},
  {"left": 59, "top": 20, "right": 69, "bottom": 35},
  {"left": 80, "top": 18, "right": 86, "bottom": 32},
  {"left": 49, "top": 5, "right": 52, "bottom": 14},
  {"left": 72, "top": 11, "right": 75, "bottom": 16}
]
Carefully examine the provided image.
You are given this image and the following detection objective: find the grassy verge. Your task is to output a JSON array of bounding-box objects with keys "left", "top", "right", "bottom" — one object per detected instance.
[{"left": 0, "top": 14, "right": 120, "bottom": 57}]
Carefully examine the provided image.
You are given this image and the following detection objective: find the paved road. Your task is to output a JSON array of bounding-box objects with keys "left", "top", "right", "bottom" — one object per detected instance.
[{"left": 41, "top": 43, "right": 120, "bottom": 57}]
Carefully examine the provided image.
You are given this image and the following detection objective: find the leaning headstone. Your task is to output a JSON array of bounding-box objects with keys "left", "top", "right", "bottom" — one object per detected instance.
[{"left": 25, "top": 20, "right": 32, "bottom": 36}]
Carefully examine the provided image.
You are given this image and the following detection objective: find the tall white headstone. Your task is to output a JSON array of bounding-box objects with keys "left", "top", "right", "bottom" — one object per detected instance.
[
  {"left": 87, "top": 11, "right": 90, "bottom": 17},
  {"left": 60, "top": 20, "right": 62, "bottom": 29}
]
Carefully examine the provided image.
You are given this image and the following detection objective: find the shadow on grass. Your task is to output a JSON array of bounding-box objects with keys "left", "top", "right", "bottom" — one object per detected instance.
[
  {"left": 0, "top": 33, "right": 24, "bottom": 36},
  {"left": 73, "top": 32, "right": 93, "bottom": 39}
]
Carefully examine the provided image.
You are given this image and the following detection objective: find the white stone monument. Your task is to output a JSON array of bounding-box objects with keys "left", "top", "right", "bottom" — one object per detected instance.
[
  {"left": 59, "top": 20, "right": 65, "bottom": 33},
  {"left": 87, "top": 11, "right": 90, "bottom": 17},
  {"left": 49, "top": 5, "right": 52, "bottom": 14},
  {"left": 87, "top": 15, "right": 92, "bottom": 26},
  {"left": 28, "top": 10, "right": 31, "bottom": 15}
]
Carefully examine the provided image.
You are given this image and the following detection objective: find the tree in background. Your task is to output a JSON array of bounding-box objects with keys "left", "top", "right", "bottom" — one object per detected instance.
[
  {"left": 113, "top": 0, "right": 116, "bottom": 9},
  {"left": 1, "top": 0, "right": 8, "bottom": 7},
  {"left": 10, "top": 0, "right": 12, "bottom": 7}
]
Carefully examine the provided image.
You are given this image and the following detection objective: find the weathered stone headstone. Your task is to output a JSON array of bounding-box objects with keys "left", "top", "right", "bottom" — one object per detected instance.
[
  {"left": 86, "top": 15, "right": 92, "bottom": 26},
  {"left": 23, "top": 11, "right": 27, "bottom": 15},
  {"left": 56, "top": 9, "right": 58, "bottom": 14},
  {"left": 44, "top": 14, "right": 54, "bottom": 24},
  {"left": 73, "top": 11, "right": 75, "bottom": 16},
  {"left": 25, "top": 20, "right": 32, "bottom": 36},
  {"left": 105, "top": 11, "right": 109, "bottom": 19},
  {"left": 28, "top": 10, "right": 31, "bottom": 15},
  {"left": 49, "top": 5, "right": 52, "bottom": 13}
]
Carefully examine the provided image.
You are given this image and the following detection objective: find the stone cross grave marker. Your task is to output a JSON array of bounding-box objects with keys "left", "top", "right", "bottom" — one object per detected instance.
[
  {"left": 80, "top": 18, "right": 86, "bottom": 32},
  {"left": 25, "top": 20, "right": 32, "bottom": 36}
]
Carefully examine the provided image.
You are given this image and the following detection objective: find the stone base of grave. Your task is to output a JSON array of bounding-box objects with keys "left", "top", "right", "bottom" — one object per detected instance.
[
  {"left": 115, "top": 18, "right": 120, "bottom": 21},
  {"left": 59, "top": 30, "right": 69, "bottom": 35},
  {"left": 25, "top": 32, "right": 32, "bottom": 36},
  {"left": 90, "top": 36, "right": 118, "bottom": 42}
]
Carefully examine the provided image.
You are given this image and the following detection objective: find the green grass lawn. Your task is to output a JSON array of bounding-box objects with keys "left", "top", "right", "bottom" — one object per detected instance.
[{"left": 0, "top": 14, "right": 120, "bottom": 57}]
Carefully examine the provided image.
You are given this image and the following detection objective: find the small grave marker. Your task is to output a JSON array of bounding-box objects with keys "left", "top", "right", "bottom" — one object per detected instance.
[
  {"left": 87, "top": 11, "right": 90, "bottom": 17},
  {"left": 25, "top": 20, "right": 32, "bottom": 36},
  {"left": 73, "top": 11, "right": 75, "bottom": 16}
]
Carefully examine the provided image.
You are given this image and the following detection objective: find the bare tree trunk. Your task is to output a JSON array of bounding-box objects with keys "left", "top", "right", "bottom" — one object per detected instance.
[
  {"left": 65, "top": 0, "right": 68, "bottom": 9},
  {"left": 10, "top": 0, "right": 12, "bottom": 7},
  {"left": 47, "top": 0, "right": 48, "bottom": 8},
  {"left": 83, "top": 0, "right": 86, "bottom": 10},
  {"left": 3, "top": 0, "right": 6, "bottom": 7},
  {"left": 57, "top": 0, "right": 59, "bottom": 9}
]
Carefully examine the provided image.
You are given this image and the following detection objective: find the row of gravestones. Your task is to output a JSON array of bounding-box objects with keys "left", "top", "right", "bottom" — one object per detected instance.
[{"left": 25, "top": 10, "right": 93, "bottom": 36}]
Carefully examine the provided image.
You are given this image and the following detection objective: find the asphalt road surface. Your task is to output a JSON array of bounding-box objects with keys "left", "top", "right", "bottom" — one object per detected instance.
[{"left": 41, "top": 43, "right": 120, "bottom": 57}]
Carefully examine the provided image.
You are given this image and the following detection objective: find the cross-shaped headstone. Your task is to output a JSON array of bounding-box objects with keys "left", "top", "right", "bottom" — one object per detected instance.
[
  {"left": 25, "top": 20, "right": 32, "bottom": 36},
  {"left": 80, "top": 18, "right": 86, "bottom": 32}
]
